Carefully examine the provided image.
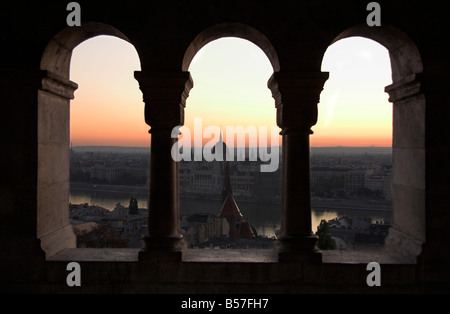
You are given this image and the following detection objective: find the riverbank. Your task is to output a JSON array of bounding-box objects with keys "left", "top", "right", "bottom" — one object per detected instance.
[
  {"left": 70, "top": 182, "right": 392, "bottom": 212},
  {"left": 70, "top": 182, "right": 149, "bottom": 195}
]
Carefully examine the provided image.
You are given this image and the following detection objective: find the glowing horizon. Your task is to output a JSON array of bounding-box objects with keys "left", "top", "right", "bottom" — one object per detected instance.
[
  {"left": 316, "top": 36, "right": 392, "bottom": 147},
  {"left": 70, "top": 36, "right": 392, "bottom": 148},
  {"left": 70, "top": 36, "right": 146, "bottom": 147}
]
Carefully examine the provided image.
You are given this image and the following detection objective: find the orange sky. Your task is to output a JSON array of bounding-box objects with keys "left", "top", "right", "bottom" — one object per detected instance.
[{"left": 70, "top": 36, "right": 392, "bottom": 148}]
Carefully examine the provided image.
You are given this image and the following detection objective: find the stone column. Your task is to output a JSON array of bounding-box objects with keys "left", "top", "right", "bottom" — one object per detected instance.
[
  {"left": 38, "top": 70, "right": 79, "bottom": 258},
  {"left": 134, "top": 70, "right": 193, "bottom": 261},
  {"left": 268, "top": 71, "right": 328, "bottom": 262},
  {"left": 384, "top": 73, "right": 425, "bottom": 262},
  {"left": 1, "top": 69, "right": 78, "bottom": 281}
]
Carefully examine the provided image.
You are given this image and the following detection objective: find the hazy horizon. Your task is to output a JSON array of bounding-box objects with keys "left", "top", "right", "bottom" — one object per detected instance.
[
  {"left": 72, "top": 145, "right": 392, "bottom": 148},
  {"left": 71, "top": 145, "right": 393, "bottom": 154}
]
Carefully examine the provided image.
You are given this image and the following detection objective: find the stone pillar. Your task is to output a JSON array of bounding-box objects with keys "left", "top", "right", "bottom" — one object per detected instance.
[
  {"left": 268, "top": 71, "right": 328, "bottom": 262},
  {"left": 384, "top": 73, "right": 425, "bottom": 262},
  {"left": 134, "top": 71, "right": 193, "bottom": 261},
  {"left": 38, "top": 70, "right": 78, "bottom": 258}
]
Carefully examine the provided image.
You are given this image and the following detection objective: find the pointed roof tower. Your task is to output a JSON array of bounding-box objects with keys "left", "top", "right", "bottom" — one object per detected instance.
[
  {"left": 221, "top": 158, "right": 232, "bottom": 204},
  {"left": 219, "top": 194, "right": 243, "bottom": 220},
  {"left": 216, "top": 136, "right": 255, "bottom": 239},
  {"left": 216, "top": 130, "right": 238, "bottom": 217}
]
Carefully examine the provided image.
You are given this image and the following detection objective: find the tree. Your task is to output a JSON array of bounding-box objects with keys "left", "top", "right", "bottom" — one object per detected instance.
[
  {"left": 315, "top": 219, "right": 336, "bottom": 250},
  {"left": 128, "top": 197, "right": 139, "bottom": 215}
]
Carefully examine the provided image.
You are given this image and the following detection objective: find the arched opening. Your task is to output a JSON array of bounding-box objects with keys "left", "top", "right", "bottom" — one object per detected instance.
[
  {"left": 179, "top": 24, "right": 281, "bottom": 250},
  {"left": 69, "top": 35, "right": 144, "bottom": 248},
  {"left": 314, "top": 36, "right": 393, "bottom": 251},
  {"left": 41, "top": 22, "right": 131, "bottom": 79},
  {"left": 38, "top": 22, "right": 142, "bottom": 257},
  {"left": 317, "top": 24, "right": 425, "bottom": 261},
  {"left": 182, "top": 22, "right": 280, "bottom": 72}
]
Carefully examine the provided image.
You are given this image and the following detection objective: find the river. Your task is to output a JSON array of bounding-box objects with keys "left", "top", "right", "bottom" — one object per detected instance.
[{"left": 69, "top": 185, "right": 392, "bottom": 238}]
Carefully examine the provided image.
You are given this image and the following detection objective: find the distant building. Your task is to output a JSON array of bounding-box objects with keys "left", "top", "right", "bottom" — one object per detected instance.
[
  {"left": 254, "top": 169, "right": 281, "bottom": 203},
  {"left": 365, "top": 173, "right": 392, "bottom": 200},
  {"left": 311, "top": 166, "right": 350, "bottom": 185},
  {"left": 69, "top": 202, "right": 109, "bottom": 220},
  {"left": 218, "top": 148, "right": 255, "bottom": 239},
  {"left": 180, "top": 213, "right": 229, "bottom": 248},
  {"left": 102, "top": 203, "right": 148, "bottom": 237},
  {"left": 180, "top": 139, "right": 256, "bottom": 248},
  {"left": 345, "top": 170, "right": 371, "bottom": 195},
  {"left": 69, "top": 202, "right": 148, "bottom": 248},
  {"left": 178, "top": 142, "right": 281, "bottom": 203},
  {"left": 327, "top": 216, "right": 391, "bottom": 249}
]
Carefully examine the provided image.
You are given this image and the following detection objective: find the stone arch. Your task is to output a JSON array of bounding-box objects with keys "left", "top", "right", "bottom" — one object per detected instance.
[
  {"left": 37, "top": 22, "right": 140, "bottom": 258},
  {"left": 131, "top": 23, "right": 282, "bottom": 258},
  {"left": 180, "top": 23, "right": 331, "bottom": 262},
  {"left": 330, "top": 24, "right": 422, "bottom": 82},
  {"left": 41, "top": 22, "right": 135, "bottom": 79},
  {"left": 326, "top": 24, "right": 425, "bottom": 261},
  {"left": 182, "top": 22, "right": 280, "bottom": 72}
]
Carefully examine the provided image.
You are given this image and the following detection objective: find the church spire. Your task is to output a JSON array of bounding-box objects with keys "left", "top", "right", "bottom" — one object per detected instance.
[
  {"left": 221, "top": 159, "right": 232, "bottom": 204},
  {"left": 216, "top": 128, "right": 232, "bottom": 204}
]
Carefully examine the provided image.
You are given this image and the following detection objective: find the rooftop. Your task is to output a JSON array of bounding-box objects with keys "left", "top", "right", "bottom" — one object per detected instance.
[{"left": 219, "top": 194, "right": 243, "bottom": 220}]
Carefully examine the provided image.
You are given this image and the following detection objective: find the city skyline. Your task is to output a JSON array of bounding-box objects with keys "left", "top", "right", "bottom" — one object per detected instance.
[
  {"left": 69, "top": 144, "right": 393, "bottom": 243},
  {"left": 69, "top": 36, "right": 393, "bottom": 148}
]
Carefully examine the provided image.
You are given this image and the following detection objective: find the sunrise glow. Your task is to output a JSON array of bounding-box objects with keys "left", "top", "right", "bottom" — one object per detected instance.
[
  {"left": 69, "top": 35, "right": 392, "bottom": 148},
  {"left": 316, "top": 36, "right": 392, "bottom": 147},
  {"left": 70, "top": 36, "right": 145, "bottom": 147}
]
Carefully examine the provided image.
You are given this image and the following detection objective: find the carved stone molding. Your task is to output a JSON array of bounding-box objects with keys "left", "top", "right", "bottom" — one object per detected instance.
[
  {"left": 385, "top": 73, "right": 423, "bottom": 103},
  {"left": 134, "top": 71, "right": 194, "bottom": 129},
  {"left": 268, "top": 71, "right": 329, "bottom": 129},
  {"left": 385, "top": 227, "right": 423, "bottom": 263},
  {"left": 40, "top": 71, "right": 78, "bottom": 100}
]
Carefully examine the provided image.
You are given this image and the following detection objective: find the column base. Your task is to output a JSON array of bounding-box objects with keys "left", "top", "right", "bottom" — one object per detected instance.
[
  {"left": 138, "top": 234, "right": 186, "bottom": 262},
  {"left": 274, "top": 234, "right": 322, "bottom": 263},
  {"left": 385, "top": 227, "right": 422, "bottom": 263}
]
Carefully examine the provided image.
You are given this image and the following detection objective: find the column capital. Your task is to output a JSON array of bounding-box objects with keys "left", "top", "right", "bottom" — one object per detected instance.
[
  {"left": 40, "top": 70, "right": 78, "bottom": 100},
  {"left": 134, "top": 70, "right": 194, "bottom": 129},
  {"left": 384, "top": 73, "right": 423, "bottom": 103},
  {"left": 268, "top": 71, "right": 328, "bottom": 129}
]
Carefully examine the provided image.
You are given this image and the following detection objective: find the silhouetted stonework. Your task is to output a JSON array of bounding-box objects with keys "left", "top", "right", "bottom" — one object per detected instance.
[{"left": 0, "top": 0, "right": 449, "bottom": 293}]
